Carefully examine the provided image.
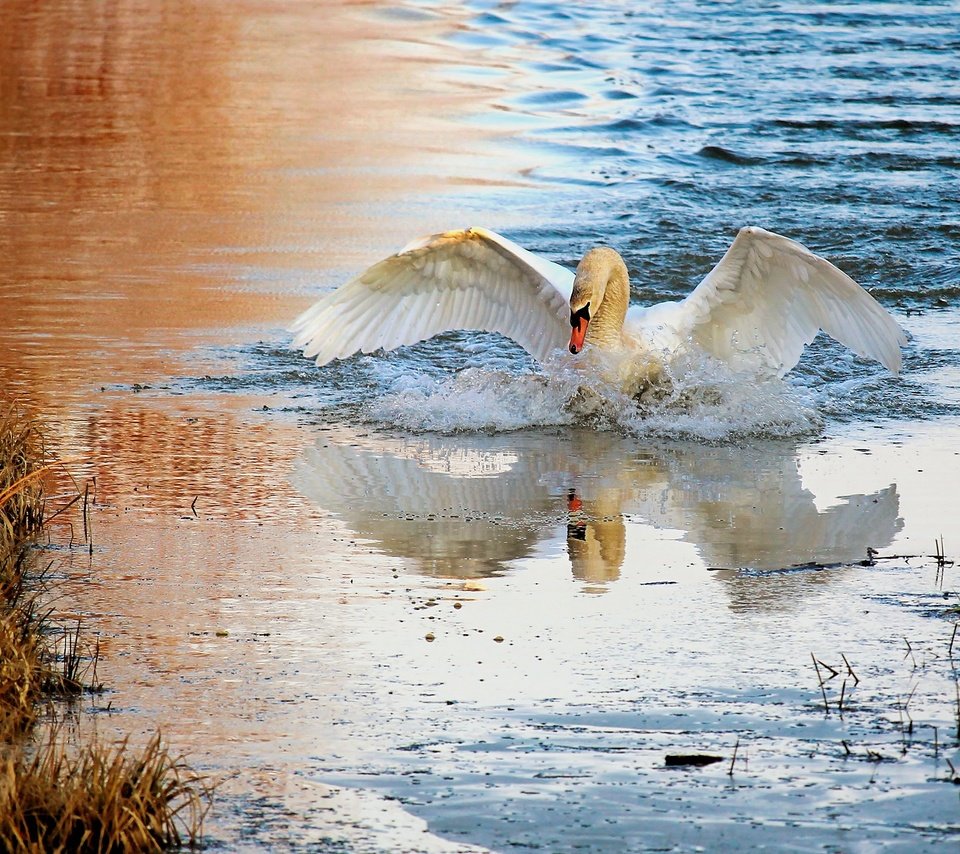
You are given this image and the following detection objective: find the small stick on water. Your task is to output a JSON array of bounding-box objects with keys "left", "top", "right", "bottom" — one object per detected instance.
[
  {"left": 811, "top": 653, "right": 829, "bottom": 714},
  {"left": 817, "top": 658, "right": 840, "bottom": 679},
  {"left": 45, "top": 493, "right": 80, "bottom": 523},
  {"left": 82, "top": 481, "right": 90, "bottom": 541},
  {"left": 904, "top": 637, "right": 916, "bottom": 669},
  {"left": 949, "top": 623, "right": 958, "bottom": 660},
  {"left": 900, "top": 684, "right": 917, "bottom": 740},
  {"left": 728, "top": 737, "right": 739, "bottom": 777},
  {"left": 954, "top": 675, "right": 960, "bottom": 741},
  {"left": 191, "top": 495, "right": 199, "bottom": 518},
  {"left": 841, "top": 653, "right": 859, "bottom": 685},
  {"left": 841, "top": 740, "right": 852, "bottom": 757},
  {"left": 839, "top": 679, "right": 847, "bottom": 714}
]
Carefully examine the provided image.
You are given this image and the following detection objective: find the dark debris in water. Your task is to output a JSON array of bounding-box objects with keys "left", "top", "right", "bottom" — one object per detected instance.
[{"left": 664, "top": 754, "right": 724, "bottom": 767}]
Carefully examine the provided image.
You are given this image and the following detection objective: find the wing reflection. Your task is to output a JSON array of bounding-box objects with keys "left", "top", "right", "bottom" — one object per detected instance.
[
  {"left": 644, "top": 445, "right": 902, "bottom": 571},
  {"left": 292, "top": 426, "right": 901, "bottom": 603},
  {"left": 292, "top": 428, "right": 560, "bottom": 578}
]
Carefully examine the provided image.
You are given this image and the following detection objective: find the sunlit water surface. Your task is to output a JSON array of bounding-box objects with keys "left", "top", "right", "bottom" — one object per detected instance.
[{"left": 2, "top": 0, "right": 960, "bottom": 851}]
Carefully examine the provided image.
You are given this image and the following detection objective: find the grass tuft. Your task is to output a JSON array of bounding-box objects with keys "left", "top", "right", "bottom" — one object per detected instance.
[
  {"left": 0, "top": 406, "right": 45, "bottom": 564},
  {"left": 0, "top": 732, "right": 210, "bottom": 852}
]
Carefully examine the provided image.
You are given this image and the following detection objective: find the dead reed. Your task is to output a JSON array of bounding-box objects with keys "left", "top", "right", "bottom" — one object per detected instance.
[
  {"left": 0, "top": 404, "right": 211, "bottom": 851},
  {"left": 0, "top": 406, "right": 45, "bottom": 563},
  {"left": 0, "top": 575, "right": 42, "bottom": 742},
  {"left": 0, "top": 732, "right": 210, "bottom": 853}
]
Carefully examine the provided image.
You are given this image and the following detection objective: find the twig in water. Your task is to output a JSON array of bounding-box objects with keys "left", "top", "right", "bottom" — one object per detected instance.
[
  {"left": 191, "top": 495, "right": 199, "bottom": 518},
  {"left": 839, "top": 679, "right": 847, "bottom": 714},
  {"left": 44, "top": 493, "right": 81, "bottom": 524},
  {"left": 841, "top": 740, "right": 852, "bottom": 757},
  {"left": 904, "top": 637, "right": 917, "bottom": 669},
  {"left": 899, "top": 686, "right": 916, "bottom": 754},
  {"left": 811, "top": 653, "right": 830, "bottom": 714},
  {"left": 728, "top": 737, "right": 739, "bottom": 777},
  {"left": 949, "top": 623, "right": 958, "bottom": 661},
  {"left": 89, "top": 636, "right": 102, "bottom": 692},
  {"left": 841, "top": 653, "right": 859, "bottom": 685},
  {"left": 954, "top": 670, "right": 960, "bottom": 741},
  {"left": 82, "top": 482, "right": 89, "bottom": 542},
  {"left": 935, "top": 536, "right": 947, "bottom": 587},
  {"left": 816, "top": 658, "right": 840, "bottom": 679}
]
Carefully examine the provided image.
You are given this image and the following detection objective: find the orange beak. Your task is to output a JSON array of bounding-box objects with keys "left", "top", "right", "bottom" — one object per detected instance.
[{"left": 569, "top": 316, "right": 589, "bottom": 354}]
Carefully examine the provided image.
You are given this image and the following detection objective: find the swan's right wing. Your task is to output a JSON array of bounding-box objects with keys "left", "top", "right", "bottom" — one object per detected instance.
[{"left": 291, "top": 227, "right": 575, "bottom": 366}]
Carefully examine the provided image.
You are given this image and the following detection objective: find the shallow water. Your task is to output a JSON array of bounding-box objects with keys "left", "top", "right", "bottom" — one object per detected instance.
[{"left": 2, "top": 0, "right": 960, "bottom": 851}]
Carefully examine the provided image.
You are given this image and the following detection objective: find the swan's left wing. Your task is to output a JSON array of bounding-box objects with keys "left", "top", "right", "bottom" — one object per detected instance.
[
  {"left": 291, "top": 227, "right": 574, "bottom": 366},
  {"left": 670, "top": 227, "right": 907, "bottom": 376}
]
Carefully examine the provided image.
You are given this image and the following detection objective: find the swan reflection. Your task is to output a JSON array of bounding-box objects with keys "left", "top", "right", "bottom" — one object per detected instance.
[{"left": 292, "top": 426, "right": 901, "bottom": 604}]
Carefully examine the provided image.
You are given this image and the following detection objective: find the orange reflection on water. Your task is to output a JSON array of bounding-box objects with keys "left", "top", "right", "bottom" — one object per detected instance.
[
  {"left": 0, "top": 0, "right": 491, "bottom": 410},
  {"left": 53, "top": 401, "right": 310, "bottom": 520}
]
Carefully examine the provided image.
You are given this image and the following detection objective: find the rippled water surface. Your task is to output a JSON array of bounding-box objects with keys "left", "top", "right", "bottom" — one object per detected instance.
[{"left": 2, "top": 0, "right": 960, "bottom": 851}]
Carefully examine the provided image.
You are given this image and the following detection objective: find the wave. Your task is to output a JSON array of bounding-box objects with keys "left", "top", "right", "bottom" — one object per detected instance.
[
  {"left": 696, "top": 145, "right": 765, "bottom": 166},
  {"left": 770, "top": 118, "right": 959, "bottom": 135}
]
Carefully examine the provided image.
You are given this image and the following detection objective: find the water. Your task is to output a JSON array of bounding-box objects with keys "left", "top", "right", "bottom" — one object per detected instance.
[{"left": 2, "top": 0, "right": 960, "bottom": 851}]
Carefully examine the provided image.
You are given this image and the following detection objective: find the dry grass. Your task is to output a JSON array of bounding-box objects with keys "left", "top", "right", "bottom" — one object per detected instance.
[
  {"left": 0, "top": 733, "right": 210, "bottom": 853},
  {"left": 0, "top": 581, "right": 42, "bottom": 742},
  {"left": 0, "top": 404, "right": 212, "bottom": 851},
  {"left": 0, "top": 406, "right": 45, "bottom": 565},
  {"left": 0, "top": 407, "right": 46, "bottom": 744}
]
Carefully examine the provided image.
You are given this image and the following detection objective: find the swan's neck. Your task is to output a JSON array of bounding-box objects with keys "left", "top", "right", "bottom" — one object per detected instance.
[{"left": 571, "top": 247, "right": 629, "bottom": 349}]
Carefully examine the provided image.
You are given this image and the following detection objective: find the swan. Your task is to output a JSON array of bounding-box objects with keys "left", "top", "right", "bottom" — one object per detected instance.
[{"left": 291, "top": 226, "right": 906, "bottom": 392}]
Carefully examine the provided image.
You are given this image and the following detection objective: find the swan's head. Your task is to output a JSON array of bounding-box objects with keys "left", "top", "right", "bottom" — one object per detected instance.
[
  {"left": 569, "top": 247, "right": 627, "bottom": 354},
  {"left": 569, "top": 303, "right": 591, "bottom": 354}
]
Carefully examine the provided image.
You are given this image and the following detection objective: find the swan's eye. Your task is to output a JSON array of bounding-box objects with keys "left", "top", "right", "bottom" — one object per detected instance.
[{"left": 570, "top": 303, "right": 590, "bottom": 327}]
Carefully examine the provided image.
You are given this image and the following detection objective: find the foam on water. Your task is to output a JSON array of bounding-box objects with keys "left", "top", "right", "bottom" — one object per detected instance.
[{"left": 360, "top": 347, "right": 820, "bottom": 440}]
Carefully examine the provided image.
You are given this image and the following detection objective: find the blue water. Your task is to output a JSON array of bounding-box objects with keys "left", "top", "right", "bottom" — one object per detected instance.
[
  {"left": 267, "top": 0, "right": 960, "bottom": 437},
  {"left": 458, "top": 0, "right": 960, "bottom": 304}
]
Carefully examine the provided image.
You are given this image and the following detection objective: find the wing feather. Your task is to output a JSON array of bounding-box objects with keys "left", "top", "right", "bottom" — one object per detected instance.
[
  {"left": 291, "top": 227, "right": 575, "bottom": 366},
  {"left": 672, "top": 226, "right": 906, "bottom": 376}
]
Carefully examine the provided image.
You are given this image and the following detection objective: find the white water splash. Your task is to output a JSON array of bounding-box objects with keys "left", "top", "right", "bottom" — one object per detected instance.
[{"left": 361, "top": 349, "right": 821, "bottom": 440}]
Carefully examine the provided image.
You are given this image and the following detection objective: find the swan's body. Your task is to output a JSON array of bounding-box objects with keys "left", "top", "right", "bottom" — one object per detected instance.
[{"left": 292, "top": 226, "right": 906, "bottom": 391}]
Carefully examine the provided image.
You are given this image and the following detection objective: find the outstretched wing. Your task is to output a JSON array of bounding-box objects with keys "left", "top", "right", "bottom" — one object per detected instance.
[
  {"left": 291, "top": 227, "right": 575, "bottom": 366},
  {"left": 672, "top": 226, "right": 907, "bottom": 376}
]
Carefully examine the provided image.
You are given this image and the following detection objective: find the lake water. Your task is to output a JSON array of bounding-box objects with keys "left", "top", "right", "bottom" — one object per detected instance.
[{"left": 2, "top": 0, "right": 960, "bottom": 850}]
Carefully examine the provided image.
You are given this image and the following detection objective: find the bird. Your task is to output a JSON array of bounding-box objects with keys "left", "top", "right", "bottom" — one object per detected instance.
[{"left": 291, "top": 226, "right": 906, "bottom": 394}]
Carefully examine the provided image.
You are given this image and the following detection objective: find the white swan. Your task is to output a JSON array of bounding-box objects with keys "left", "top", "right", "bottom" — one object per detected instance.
[{"left": 291, "top": 226, "right": 906, "bottom": 391}]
